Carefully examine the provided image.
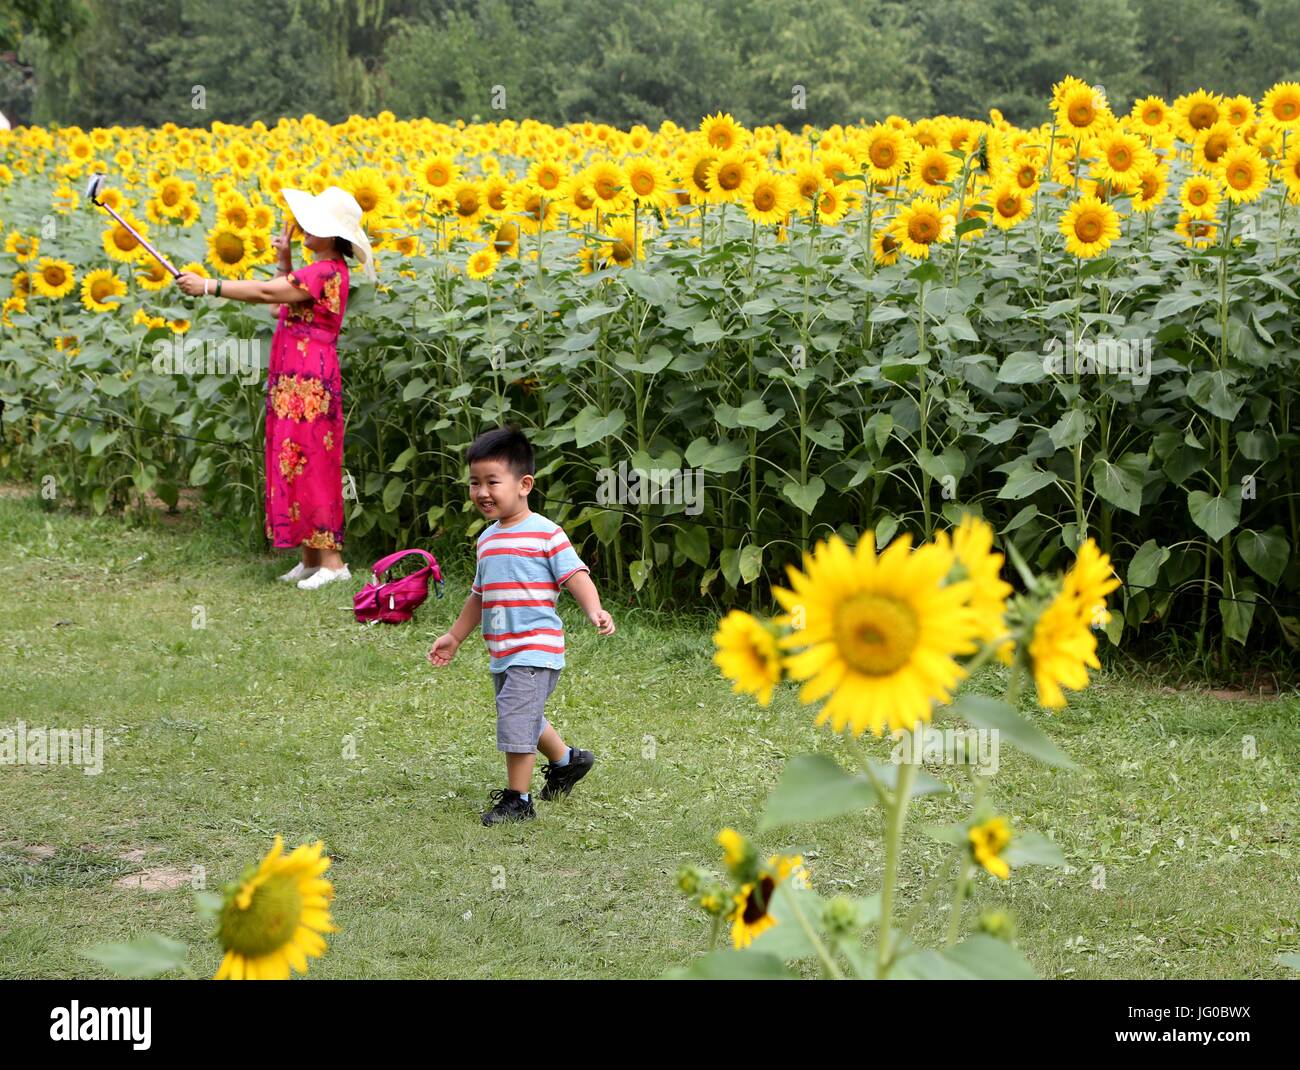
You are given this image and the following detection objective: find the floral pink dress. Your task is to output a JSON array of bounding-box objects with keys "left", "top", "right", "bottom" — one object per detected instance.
[{"left": 264, "top": 257, "right": 349, "bottom": 551}]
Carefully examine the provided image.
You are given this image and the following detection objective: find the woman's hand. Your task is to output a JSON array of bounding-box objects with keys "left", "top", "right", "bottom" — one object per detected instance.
[
  {"left": 175, "top": 272, "right": 208, "bottom": 297},
  {"left": 272, "top": 219, "right": 295, "bottom": 266}
]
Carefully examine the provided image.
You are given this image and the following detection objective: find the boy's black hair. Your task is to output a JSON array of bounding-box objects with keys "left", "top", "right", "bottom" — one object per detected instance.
[{"left": 466, "top": 426, "right": 534, "bottom": 479}]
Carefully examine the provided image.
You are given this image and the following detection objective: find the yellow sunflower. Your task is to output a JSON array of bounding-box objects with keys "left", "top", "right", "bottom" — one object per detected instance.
[
  {"left": 773, "top": 531, "right": 980, "bottom": 737},
  {"left": 340, "top": 166, "right": 393, "bottom": 220},
  {"left": 703, "top": 150, "right": 752, "bottom": 205},
  {"left": 102, "top": 215, "right": 148, "bottom": 262},
  {"left": 1280, "top": 139, "right": 1300, "bottom": 199},
  {"left": 1175, "top": 89, "right": 1223, "bottom": 138},
  {"left": 892, "top": 196, "right": 954, "bottom": 259},
  {"left": 4, "top": 231, "right": 39, "bottom": 262},
  {"left": 700, "top": 112, "right": 746, "bottom": 152},
  {"left": 989, "top": 182, "right": 1032, "bottom": 230},
  {"left": 206, "top": 223, "right": 256, "bottom": 278},
  {"left": 712, "top": 610, "right": 783, "bottom": 706},
  {"left": 934, "top": 515, "right": 1012, "bottom": 644},
  {"left": 909, "top": 146, "right": 956, "bottom": 192},
  {"left": 1130, "top": 95, "right": 1170, "bottom": 134},
  {"left": 1131, "top": 166, "right": 1168, "bottom": 212},
  {"left": 859, "top": 124, "right": 910, "bottom": 185},
  {"left": 1027, "top": 539, "right": 1119, "bottom": 709},
  {"left": 969, "top": 817, "right": 1012, "bottom": 879},
  {"left": 735, "top": 170, "right": 792, "bottom": 226},
  {"left": 728, "top": 853, "right": 809, "bottom": 950},
  {"left": 623, "top": 157, "right": 671, "bottom": 210},
  {"left": 1260, "top": 81, "right": 1300, "bottom": 130},
  {"left": 1089, "top": 129, "right": 1154, "bottom": 192},
  {"left": 213, "top": 836, "right": 336, "bottom": 981},
  {"left": 1179, "top": 174, "right": 1222, "bottom": 218},
  {"left": 1175, "top": 211, "right": 1218, "bottom": 248},
  {"left": 80, "top": 268, "right": 126, "bottom": 312},
  {"left": 872, "top": 226, "right": 902, "bottom": 265},
  {"left": 416, "top": 155, "right": 461, "bottom": 195},
  {"left": 1192, "top": 121, "right": 1240, "bottom": 172},
  {"left": 1055, "top": 81, "right": 1110, "bottom": 137},
  {"left": 136, "top": 257, "right": 172, "bottom": 292},
  {"left": 465, "top": 246, "right": 499, "bottom": 280},
  {"left": 1218, "top": 145, "right": 1269, "bottom": 203},
  {"left": 32, "top": 257, "right": 76, "bottom": 299},
  {"left": 1059, "top": 194, "right": 1120, "bottom": 258}
]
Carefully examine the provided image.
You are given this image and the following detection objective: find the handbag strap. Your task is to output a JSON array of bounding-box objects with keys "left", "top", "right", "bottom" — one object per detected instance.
[{"left": 370, "top": 548, "right": 436, "bottom": 577}]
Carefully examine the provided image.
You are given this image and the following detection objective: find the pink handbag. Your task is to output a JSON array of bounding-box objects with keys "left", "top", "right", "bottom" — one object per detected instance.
[{"left": 353, "top": 548, "right": 444, "bottom": 624}]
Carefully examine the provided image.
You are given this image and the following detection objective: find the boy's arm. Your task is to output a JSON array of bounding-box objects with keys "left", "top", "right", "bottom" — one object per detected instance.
[
  {"left": 563, "top": 571, "right": 615, "bottom": 635},
  {"left": 428, "top": 592, "right": 483, "bottom": 664}
]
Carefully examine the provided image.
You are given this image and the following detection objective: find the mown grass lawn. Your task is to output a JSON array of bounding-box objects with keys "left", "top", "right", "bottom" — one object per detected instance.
[{"left": 0, "top": 490, "right": 1296, "bottom": 979}]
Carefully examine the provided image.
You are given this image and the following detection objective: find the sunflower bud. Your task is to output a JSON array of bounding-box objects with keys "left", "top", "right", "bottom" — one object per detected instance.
[
  {"left": 676, "top": 863, "right": 705, "bottom": 896},
  {"left": 822, "top": 894, "right": 862, "bottom": 936},
  {"left": 974, "top": 909, "right": 1017, "bottom": 942}
]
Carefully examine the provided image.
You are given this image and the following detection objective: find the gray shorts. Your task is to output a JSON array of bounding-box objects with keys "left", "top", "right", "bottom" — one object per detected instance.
[{"left": 493, "top": 665, "right": 561, "bottom": 753}]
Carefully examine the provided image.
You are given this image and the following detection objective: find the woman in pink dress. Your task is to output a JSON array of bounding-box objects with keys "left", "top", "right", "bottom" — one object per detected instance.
[{"left": 175, "top": 186, "right": 376, "bottom": 589}]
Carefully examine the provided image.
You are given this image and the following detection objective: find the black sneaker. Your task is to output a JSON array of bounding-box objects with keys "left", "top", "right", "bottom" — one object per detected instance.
[
  {"left": 539, "top": 748, "right": 596, "bottom": 801},
  {"left": 481, "top": 788, "right": 536, "bottom": 826}
]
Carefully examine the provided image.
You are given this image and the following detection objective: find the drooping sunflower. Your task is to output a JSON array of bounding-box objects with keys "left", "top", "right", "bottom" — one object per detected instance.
[
  {"left": 1026, "top": 539, "right": 1119, "bottom": 710},
  {"left": 712, "top": 610, "right": 783, "bottom": 707},
  {"left": 4, "top": 231, "right": 38, "bottom": 262},
  {"left": 136, "top": 257, "right": 172, "bottom": 292},
  {"left": 1217, "top": 144, "right": 1269, "bottom": 204},
  {"left": 32, "top": 257, "right": 76, "bottom": 299},
  {"left": 1179, "top": 174, "right": 1222, "bottom": 218},
  {"left": 80, "top": 268, "right": 126, "bottom": 312},
  {"left": 737, "top": 170, "right": 795, "bottom": 226},
  {"left": 1059, "top": 194, "right": 1120, "bottom": 258},
  {"left": 1260, "top": 81, "right": 1300, "bottom": 130},
  {"left": 872, "top": 226, "right": 901, "bottom": 265},
  {"left": 213, "top": 836, "right": 336, "bottom": 981},
  {"left": 968, "top": 817, "right": 1012, "bottom": 879},
  {"left": 206, "top": 223, "right": 256, "bottom": 278},
  {"left": 728, "top": 853, "right": 809, "bottom": 950},
  {"left": 465, "top": 246, "right": 499, "bottom": 280},
  {"left": 892, "top": 196, "right": 954, "bottom": 259},
  {"left": 1175, "top": 211, "right": 1218, "bottom": 248},
  {"left": 773, "top": 531, "right": 981, "bottom": 737},
  {"left": 934, "top": 515, "right": 1013, "bottom": 645},
  {"left": 988, "top": 182, "right": 1032, "bottom": 230}
]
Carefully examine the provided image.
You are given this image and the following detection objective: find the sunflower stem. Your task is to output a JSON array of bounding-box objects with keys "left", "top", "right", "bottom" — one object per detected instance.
[
  {"left": 785, "top": 882, "right": 845, "bottom": 979},
  {"left": 876, "top": 754, "right": 918, "bottom": 977}
]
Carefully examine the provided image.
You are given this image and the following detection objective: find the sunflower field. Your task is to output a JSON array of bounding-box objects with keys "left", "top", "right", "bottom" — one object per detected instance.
[{"left": 2, "top": 79, "right": 1299, "bottom": 659}]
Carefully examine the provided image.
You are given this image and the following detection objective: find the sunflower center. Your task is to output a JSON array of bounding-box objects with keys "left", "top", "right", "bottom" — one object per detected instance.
[
  {"left": 1068, "top": 101, "right": 1094, "bottom": 127},
  {"left": 1228, "top": 164, "right": 1252, "bottom": 189},
  {"left": 611, "top": 239, "right": 632, "bottom": 263},
  {"left": 1107, "top": 145, "right": 1132, "bottom": 169},
  {"left": 908, "top": 213, "right": 938, "bottom": 244},
  {"left": 456, "top": 190, "right": 479, "bottom": 217},
  {"left": 754, "top": 186, "right": 776, "bottom": 211},
  {"left": 494, "top": 222, "right": 518, "bottom": 251},
  {"left": 1017, "top": 165, "right": 1036, "bottom": 188},
  {"left": 92, "top": 279, "right": 114, "bottom": 300},
  {"left": 870, "top": 142, "right": 895, "bottom": 167},
  {"left": 1141, "top": 175, "right": 1158, "bottom": 199},
  {"left": 1204, "top": 134, "right": 1229, "bottom": 162},
  {"left": 44, "top": 266, "right": 65, "bottom": 286},
  {"left": 1188, "top": 185, "right": 1208, "bottom": 206},
  {"left": 998, "top": 195, "right": 1020, "bottom": 218},
  {"left": 834, "top": 593, "right": 920, "bottom": 677},
  {"left": 742, "top": 875, "right": 775, "bottom": 924},
  {"left": 215, "top": 233, "right": 246, "bottom": 264},
  {"left": 631, "top": 172, "right": 654, "bottom": 196},
  {"left": 218, "top": 874, "right": 303, "bottom": 958},
  {"left": 355, "top": 188, "right": 378, "bottom": 212},
  {"left": 692, "top": 159, "right": 712, "bottom": 191},
  {"left": 1276, "top": 100, "right": 1299, "bottom": 121},
  {"left": 114, "top": 228, "right": 138, "bottom": 252},
  {"left": 718, "top": 165, "right": 742, "bottom": 191},
  {"left": 1075, "top": 212, "right": 1102, "bottom": 242},
  {"left": 1189, "top": 104, "right": 1216, "bottom": 129}
]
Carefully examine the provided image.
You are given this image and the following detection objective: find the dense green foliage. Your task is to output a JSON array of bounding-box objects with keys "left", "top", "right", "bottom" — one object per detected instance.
[{"left": 2, "top": 0, "right": 1299, "bottom": 129}]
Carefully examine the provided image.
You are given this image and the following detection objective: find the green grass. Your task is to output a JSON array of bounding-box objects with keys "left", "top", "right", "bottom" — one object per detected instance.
[{"left": 0, "top": 490, "right": 1297, "bottom": 979}]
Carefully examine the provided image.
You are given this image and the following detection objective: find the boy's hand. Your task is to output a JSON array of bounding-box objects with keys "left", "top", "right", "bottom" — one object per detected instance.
[
  {"left": 589, "top": 609, "right": 615, "bottom": 636},
  {"left": 428, "top": 633, "right": 461, "bottom": 666}
]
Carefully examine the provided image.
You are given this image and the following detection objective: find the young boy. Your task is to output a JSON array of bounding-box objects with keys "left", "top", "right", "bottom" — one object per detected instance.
[{"left": 428, "top": 427, "right": 615, "bottom": 826}]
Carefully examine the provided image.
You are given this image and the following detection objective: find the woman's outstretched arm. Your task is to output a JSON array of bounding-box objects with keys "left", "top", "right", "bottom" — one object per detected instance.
[{"left": 174, "top": 272, "right": 310, "bottom": 305}]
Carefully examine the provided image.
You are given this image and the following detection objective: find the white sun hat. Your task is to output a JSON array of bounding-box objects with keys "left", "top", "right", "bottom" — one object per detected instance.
[{"left": 282, "top": 185, "right": 376, "bottom": 282}]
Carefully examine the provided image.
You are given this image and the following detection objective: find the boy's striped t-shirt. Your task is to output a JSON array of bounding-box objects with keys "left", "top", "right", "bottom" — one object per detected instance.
[{"left": 471, "top": 511, "right": 589, "bottom": 672}]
